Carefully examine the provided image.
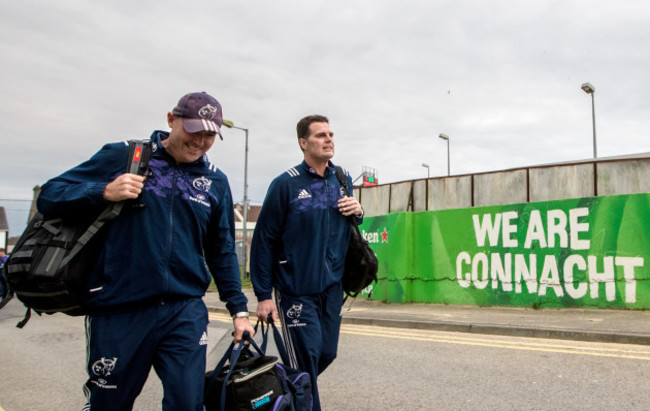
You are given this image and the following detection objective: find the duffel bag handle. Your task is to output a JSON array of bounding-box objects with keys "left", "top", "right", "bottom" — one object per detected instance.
[
  {"left": 253, "top": 318, "right": 270, "bottom": 353},
  {"left": 207, "top": 330, "right": 268, "bottom": 411}
]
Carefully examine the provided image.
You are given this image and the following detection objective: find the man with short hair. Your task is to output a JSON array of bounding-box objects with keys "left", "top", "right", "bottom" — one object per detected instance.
[
  {"left": 251, "top": 114, "right": 363, "bottom": 410},
  {"left": 37, "top": 92, "right": 254, "bottom": 410}
]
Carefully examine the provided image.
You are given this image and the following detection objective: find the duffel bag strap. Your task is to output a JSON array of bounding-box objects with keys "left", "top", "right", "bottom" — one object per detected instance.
[{"left": 268, "top": 316, "right": 292, "bottom": 366}]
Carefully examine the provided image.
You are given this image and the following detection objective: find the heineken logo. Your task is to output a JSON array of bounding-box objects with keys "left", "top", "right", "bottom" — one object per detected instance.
[{"left": 362, "top": 228, "right": 388, "bottom": 244}]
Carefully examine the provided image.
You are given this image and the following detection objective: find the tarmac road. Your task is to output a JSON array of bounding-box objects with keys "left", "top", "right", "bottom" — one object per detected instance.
[
  {"left": 0, "top": 297, "right": 229, "bottom": 411},
  {"left": 4, "top": 290, "right": 650, "bottom": 410}
]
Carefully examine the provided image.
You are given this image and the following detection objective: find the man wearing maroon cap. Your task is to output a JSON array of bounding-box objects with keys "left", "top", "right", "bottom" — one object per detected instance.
[{"left": 37, "top": 92, "right": 254, "bottom": 410}]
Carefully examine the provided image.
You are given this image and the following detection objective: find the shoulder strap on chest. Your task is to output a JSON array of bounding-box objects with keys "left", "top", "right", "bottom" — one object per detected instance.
[
  {"left": 334, "top": 166, "right": 348, "bottom": 191},
  {"left": 126, "top": 139, "right": 152, "bottom": 175}
]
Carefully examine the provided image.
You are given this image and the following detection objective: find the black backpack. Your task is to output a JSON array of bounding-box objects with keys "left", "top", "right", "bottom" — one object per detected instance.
[
  {"left": 334, "top": 166, "right": 379, "bottom": 299},
  {"left": 4, "top": 140, "right": 151, "bottom": 327}
]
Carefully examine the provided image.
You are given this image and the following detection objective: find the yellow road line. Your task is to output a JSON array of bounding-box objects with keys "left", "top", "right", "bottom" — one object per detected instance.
[
  {"left": 340, "top": 324, "right": 650, "bottom": 361},
  {"left": 341, "top": 324, "right": 650, "bottom": 355},
  {"left": 209, "top": 313, "right": 234, "bottom": 323},
  {"left": 210, "top": 313, "right": 650, "bottom": 361},
  {"left": 209, "top": 313, "right": 267, "bottom": 322}
]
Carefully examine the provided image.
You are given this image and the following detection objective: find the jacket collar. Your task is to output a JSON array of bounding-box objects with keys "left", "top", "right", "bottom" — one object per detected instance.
[{"left": 299, "top": 160, "right": 336, "bottom": 178}]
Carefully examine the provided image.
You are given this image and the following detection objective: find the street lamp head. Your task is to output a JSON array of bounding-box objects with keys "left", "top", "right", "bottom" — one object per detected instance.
[
  {"left": 581, "top": 82, "right": 595, "bottom": 94},
  {"left": 439, "top": 133, "right": 449, "bottom": 140},
  {"left": 421, "top": 163, "right": 430, "bottom": 178},
  {"left": 222, "top": 119, "right": 248, "bottom": 132}
]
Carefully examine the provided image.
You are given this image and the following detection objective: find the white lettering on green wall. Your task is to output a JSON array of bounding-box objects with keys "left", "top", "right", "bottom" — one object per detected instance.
[
  {"left": 456, "top": 253, "right": 643, "bottom": 303},
  {"left": 459, "top": 207, "right": 643, "bottom": 304},
  {"left": 472, "top": 208, "right": 590, "bottom": 250}
]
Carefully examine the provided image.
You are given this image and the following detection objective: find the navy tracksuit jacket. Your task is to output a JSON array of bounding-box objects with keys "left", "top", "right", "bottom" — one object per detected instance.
[{"left": 38, "top": 131, "right": 247, "bottom": 410}]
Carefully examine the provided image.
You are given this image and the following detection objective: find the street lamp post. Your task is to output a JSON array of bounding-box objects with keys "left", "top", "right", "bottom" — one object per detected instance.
[
  {"left": 222, "top": 119, "right": 249, "bottom": 278},
  {"left": 581, "top": 82, "right": 597, "bottom": 158},
  {"left": 421, "top": 163, "right": 430, "bottom": 178},
  {"left": 439, "top": 133, "right": 450, "bottom": 176}
]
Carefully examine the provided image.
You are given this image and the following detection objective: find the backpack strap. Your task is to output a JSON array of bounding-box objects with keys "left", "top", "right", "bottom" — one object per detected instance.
[
  {"left": 16, "top": 305, "right": 31, "bottom": 328},
  {"left": 60, "top": 140, "right": 151, "bottom": 269},
  {"left": 334, "top": 166, "right": 358, "bottom": 224},
  {"left": 58, "top": 203, "right": 124, "bottom": 269},
  {"left": 334, "top": 166, "right": 349, "bottom": 195},
  {"left": 335, "top": 165, "right": 357, "bottom": 304},
  {"left": 0, "top": 291, "right": 14, "bottom": 311},
  {"left": 126, "top": 139, "right": 152, "bottom": 208},
  {"left": 12, "top": 140, "right": 152, "bottom": 328},
  {"left": 126, "top": 139, "right": 152, "bottom": 175}
]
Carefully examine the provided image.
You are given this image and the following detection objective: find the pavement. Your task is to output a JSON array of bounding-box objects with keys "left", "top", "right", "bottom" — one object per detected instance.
[{"left": 204, "top": 288, "right": 650, "bottom": 346}]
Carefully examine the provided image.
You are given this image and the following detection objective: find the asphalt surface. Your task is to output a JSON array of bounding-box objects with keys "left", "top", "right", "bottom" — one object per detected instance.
[{"left": 204, "top": 288, "right": 650, "bottom": 346}]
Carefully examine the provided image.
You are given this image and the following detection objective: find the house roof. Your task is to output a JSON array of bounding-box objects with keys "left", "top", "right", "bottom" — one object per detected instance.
[{"left": 234, "top": 203, "right": 262, "bottom": 223}]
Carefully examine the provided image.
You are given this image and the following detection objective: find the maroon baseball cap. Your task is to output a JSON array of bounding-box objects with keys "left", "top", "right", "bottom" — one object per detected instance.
[{"left": 172, "top": 92, "right": 224, "bottom": 139}]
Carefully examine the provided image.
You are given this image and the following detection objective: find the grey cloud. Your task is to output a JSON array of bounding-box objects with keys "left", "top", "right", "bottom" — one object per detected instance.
[{"left": 2, "top": 0, "right": 650, "bottom": 236}]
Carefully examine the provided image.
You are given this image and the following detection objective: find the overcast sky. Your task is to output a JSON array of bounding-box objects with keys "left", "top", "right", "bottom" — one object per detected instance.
[{"left": 2, "top": 0, "right": 649, "bottom": 236}]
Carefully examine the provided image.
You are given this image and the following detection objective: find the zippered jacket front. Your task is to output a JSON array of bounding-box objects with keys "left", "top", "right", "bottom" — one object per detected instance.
[
  {"left": 250, "top": 161, "right": 356, "bottom": 300},
  {"left": 36, "top": 131, "right": 247, "bottom": 314}
]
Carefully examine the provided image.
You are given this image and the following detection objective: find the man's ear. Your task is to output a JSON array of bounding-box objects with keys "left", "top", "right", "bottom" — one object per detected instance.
[
  {"left": 167, "top": 112, "right": 175, "bottom": 128},
  {"left": 298, "top": 137, "right": 307, "bottom": 152}
]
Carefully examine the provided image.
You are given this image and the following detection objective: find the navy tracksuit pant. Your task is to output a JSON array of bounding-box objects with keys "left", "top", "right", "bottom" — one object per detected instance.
[
  {"left": 83, "top": 298, "right": 209, "bottom": 411},
  {"left": 275, "top": 281, "right": 343, "bottom": 411}
]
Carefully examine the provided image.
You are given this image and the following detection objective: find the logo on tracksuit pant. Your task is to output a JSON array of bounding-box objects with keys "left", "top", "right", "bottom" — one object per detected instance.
[
  {"left": 92, "top": 357, "right": 117, "bottom": 377},
  {"left": 90, "top": 357, "right": 118, "bottom": 389},
  {"left": 286, "top": 304, "right": 306, "bottom": 327}
]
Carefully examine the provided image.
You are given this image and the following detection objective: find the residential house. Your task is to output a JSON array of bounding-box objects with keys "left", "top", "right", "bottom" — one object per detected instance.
[{"left": 233, "top": 203, "right": 261, "bottom": 274}]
